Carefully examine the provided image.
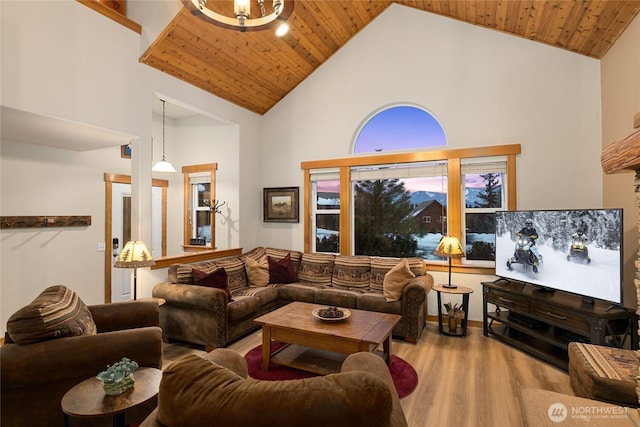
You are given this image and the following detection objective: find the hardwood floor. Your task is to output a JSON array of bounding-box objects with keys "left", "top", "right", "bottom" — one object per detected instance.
[{"left": 162, "top": 322, "right": 572, "bottom": 427}]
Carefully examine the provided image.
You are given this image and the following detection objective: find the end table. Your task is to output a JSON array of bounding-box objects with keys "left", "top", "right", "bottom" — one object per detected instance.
[
  {"left": 434, "top": 284, "right": 473, "bottom": 337},
  {"left": 61, "top": 367, "right": 162, "bottom": 427}
]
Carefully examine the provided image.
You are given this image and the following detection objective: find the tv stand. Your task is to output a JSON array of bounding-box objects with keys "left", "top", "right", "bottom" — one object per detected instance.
[{"left": 482, "top": 281, "right": 638, "bottom": 370}]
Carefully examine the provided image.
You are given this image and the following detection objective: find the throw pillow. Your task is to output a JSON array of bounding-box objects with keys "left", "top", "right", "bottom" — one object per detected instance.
[
  {"left": 268, "top": 253, "right": 297, "bottom": 284},
  {"left": 192, "top": 268, "right": 233, "bottom": 301},
  {"left": 383, "top": 258, "right": 415, "bottom": 302},
  {"left": 245, "top": 256, "right": 269, "bottom": 287},
  {"left": 6, "top": 285, "right": 97, "bottom": 345}
]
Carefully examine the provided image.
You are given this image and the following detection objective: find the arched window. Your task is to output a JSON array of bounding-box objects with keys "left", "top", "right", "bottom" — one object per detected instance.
[{"left": 353, "top": 105, "right": 446, "bottom": 154}]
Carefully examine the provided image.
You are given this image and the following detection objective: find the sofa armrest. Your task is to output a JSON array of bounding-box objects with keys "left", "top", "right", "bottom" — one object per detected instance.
[
  {"left": 152, "top": 282, "right": 229, "bottom": 309},
  {"left": 342, "top": 352, "right": 409, "bottom": 427},
  {"left": 89, "top": 300, "right": 159, "bottom": 332},
  {"left": 409, "top": 274, "right": 433, "bottom": 294},
  {"left": 0, "top": 326, "right": 163, "bottom": 391},
  {"left": 203, "top": 348, "right": 249, "bottom": 378}
]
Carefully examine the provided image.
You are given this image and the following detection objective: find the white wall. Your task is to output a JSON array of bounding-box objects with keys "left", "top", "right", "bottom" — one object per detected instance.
[
  {"left": 151, "top": 112, "right": 240, "bottom": 256},
  {"left": 0, "top": 1, "right": 262, "bottom": 329},
  {"left": 601, "top": 13, "right": 640, "bottom": 310},
  {"left": 260, "top": 4, "right": 603, "bottom": 320}
]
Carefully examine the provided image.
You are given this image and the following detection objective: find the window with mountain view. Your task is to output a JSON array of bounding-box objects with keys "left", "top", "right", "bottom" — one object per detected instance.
[
  {"left": 351, "top": 163, "right": 448, "bottom": 259},
  {"left": 302, "top": 104, "right": 518, "bottom": 270},
  {"left": 313, "top": 178, "right": 340, "bottom": 253},
  {"left": 463, "top": 169, "right": 505, "bottom": 262}
]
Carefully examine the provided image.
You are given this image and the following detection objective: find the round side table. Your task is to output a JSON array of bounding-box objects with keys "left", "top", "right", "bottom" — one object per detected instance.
[
  {"left": 434, "top": 284, "right": 474, "bottom": 337},
  {"left": 61, "top": 367, "right": 162, "bottom": 427}
]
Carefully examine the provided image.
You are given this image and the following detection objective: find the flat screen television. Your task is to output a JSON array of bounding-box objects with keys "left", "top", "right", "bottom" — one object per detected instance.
[{"left": 494, "top": 209, "right": 623, "bottom": 305}]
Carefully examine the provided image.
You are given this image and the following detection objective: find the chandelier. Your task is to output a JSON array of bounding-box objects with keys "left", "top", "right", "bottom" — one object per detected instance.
[{"left": 183, "top": 0, "right": 294, "bottom": 35}]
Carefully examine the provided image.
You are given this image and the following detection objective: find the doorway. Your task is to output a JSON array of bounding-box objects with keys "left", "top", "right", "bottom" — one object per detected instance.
[{"left": 104, "top": 173, "right": 168, "bottom": 303}]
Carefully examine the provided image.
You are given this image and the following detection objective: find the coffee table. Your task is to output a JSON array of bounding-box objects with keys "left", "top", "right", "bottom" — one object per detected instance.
[
  {"left": 254, "top": 301, "right": 401, "bottom": 375},
  {"left": 61, "top": 367, "right": 162, "bottom": 427}
]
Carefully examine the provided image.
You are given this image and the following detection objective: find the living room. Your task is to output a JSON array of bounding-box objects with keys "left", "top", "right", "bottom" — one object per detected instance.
[{"left": 1, "top": 0, "right": 639, "bottom": 424}]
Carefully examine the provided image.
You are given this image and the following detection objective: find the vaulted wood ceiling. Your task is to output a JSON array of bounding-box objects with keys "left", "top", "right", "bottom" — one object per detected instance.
[{"left": 140, "top": 1, "right": 640, "bottom": 115}]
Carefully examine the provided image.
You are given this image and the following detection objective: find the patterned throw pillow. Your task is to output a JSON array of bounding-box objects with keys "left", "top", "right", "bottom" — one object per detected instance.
[
  {"left": 6, "top": 285, "right": 97, "bottom": 345},
  {"left": 192, "top": 268, "right": 233, "bottom": 301},
  {"left": 268, "top": 253, "right": 297, "bottom": 284},
  {"left": 383, "top": 258, "right": 416, "bottom": 302},
  {"left": 245, "top": 256, "right": 269, "bottom": 287}
]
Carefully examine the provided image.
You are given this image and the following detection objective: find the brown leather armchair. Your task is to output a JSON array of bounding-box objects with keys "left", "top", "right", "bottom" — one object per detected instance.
[
  {"left": 1, "top": 300, "right": 163, "bottom": 427},
  {"left": 141, "top": 348, "right": 408, "bottom": 427}
]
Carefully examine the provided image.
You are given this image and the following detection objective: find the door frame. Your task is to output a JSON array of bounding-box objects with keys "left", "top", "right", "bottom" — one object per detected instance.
[{"left": 104, "top": 173, "right": 168, "bottom": 303}]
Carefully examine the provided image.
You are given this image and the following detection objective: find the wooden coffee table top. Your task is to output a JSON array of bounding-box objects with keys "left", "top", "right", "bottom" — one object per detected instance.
[
  {"left": 254, "top": 301, "right": 400, "bottom": 345},
  {"left": 61, "top": 367, "right": 162, "bottom": 418}
]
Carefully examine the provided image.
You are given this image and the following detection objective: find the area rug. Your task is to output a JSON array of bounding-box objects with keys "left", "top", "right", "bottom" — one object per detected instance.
[{"left": 244, "top": 342, "right": 418, "bottom": 398}]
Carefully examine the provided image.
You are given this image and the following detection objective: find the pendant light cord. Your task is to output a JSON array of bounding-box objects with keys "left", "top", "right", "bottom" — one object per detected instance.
[{"left": 161, "top": 99, "right": 167, "bottom": 161}]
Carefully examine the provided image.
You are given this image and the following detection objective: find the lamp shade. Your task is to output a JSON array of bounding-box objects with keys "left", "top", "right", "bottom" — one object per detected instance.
[
  {"left": 114, "top": 241, "right": 155, "bottom": 268},
  {"left": 152, "top": 158, "right": 177, "bottom": 173},
  {"left": 434, "top": 236, "right": 465, "bottom": 258}
]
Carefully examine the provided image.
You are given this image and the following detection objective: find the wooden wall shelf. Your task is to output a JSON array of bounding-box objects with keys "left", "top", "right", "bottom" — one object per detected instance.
[{"left": 0, "top": 216, "right": 91, "bottom": 229}]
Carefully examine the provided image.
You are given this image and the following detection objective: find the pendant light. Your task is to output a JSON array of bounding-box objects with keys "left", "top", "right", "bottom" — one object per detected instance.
[{"left": 152, "top": 99, "right": 176, "bottom": 173}]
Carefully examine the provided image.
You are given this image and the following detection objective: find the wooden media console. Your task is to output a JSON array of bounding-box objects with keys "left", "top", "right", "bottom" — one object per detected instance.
[{"left": 482, "top": 279, "right": 638, "bottom": 370}]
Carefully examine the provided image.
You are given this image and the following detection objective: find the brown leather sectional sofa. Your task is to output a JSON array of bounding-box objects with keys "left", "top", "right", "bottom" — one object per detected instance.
[{"left": 152, "top": 247, "right": 433, "bottom": 350}]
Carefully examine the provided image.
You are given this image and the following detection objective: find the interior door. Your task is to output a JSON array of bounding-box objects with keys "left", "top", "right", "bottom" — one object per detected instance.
[{"left": 112, "top": 183, "right": 132, "bottom": 302}]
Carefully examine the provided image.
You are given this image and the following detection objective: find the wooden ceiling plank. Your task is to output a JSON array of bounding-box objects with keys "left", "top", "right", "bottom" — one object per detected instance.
[
  {"left": 484, "top": 0, "right": 500, "bottom": 28},
  {"left": 168, "top": 23, "right": 308, "bottom": 96},
  {"left": 312, "top": 2, "right": 360, "bottom": 45},
  {"left": 541, "top": 0, "right": 572, "bottom": 47},
  {"left": 179, "top": 9, "right": 317, "bottom": 87},
  {"left": 513, "top": 0, "right": 535, "bottom": 36},
  {"left": 142, "top": 54, "right": 270, "bottom": 113},
  {"left": 579, "top": 0, "right": 629, "bottom": 57},
  {"left": 465, "top": 0, "right": 478, "bottom": 24},
  {"left": 148, "top": 36, "right": 289, "bottom": 107},
  {"left": 589, "top": 1, "right": 640, "bottom": 58},
  {"left": 555, "top": 0, "right": 590, "bottom": 49},
  {"left": 566, "top": 0, "right": 609, "bottom": 55},
  {"left": 494, "top": 0, "right": 510, "bottom": 30},
  {"left": 291, "top": 1, "right": 343, "bottom": 53},
  {"left": 159, "top": 32, "right": 292, "bottom": 98},
  {"left": 523, "top": 0, "right": 547, "bottom": 39},
  {"left": 475, "top": 0, "right": 488, "bottom": 26},
  {"left": 146, "top": 47, "right": 279, "bottom": 109}
]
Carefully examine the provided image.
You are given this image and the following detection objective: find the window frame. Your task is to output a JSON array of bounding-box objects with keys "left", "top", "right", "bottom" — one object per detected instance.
[
  {"left": 301, "top": 144, "right": 520, "bottom": 274},
  {"left": 460, "top": 160, "right": 508, "bottom": 266},
  {"left": 182, "top": 163, "right": 217, "bottom": 252}
]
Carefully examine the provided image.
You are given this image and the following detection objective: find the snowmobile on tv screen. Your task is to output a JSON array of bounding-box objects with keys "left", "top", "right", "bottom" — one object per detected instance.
[{"left": 507, "top": 236, "right": 542, "bottom": 273}]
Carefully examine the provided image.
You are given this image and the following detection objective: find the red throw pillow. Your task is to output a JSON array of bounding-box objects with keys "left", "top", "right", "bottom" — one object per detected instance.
[
  {"left": 192, "top": 268, "right": 233, "bottom": 301},
  {"left": 268, "top": 253, "right": 297, "bottom": 284}
]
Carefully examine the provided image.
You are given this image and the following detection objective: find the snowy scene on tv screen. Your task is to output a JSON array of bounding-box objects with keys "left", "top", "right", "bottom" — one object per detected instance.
[{"left": 494, "top": 209, "right": 622, "bottom": 303}]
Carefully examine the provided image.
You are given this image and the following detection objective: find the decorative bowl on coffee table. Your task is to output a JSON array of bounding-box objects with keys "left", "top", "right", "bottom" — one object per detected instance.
[{"left": 312, "top": 307, "right": 351, "bottom": 321}]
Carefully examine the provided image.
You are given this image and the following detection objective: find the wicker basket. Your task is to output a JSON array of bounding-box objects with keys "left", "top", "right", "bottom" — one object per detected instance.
[{"left": 102, "top": 374, "right": 135, "bottom": 396}]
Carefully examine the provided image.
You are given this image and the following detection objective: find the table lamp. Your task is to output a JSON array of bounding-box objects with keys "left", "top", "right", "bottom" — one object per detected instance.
[
  {"left": 114, "top": 241, "right": 155, "bottom": 300},
  {"left": 434, "top": 236, "right": 465, "bottom": 289}
]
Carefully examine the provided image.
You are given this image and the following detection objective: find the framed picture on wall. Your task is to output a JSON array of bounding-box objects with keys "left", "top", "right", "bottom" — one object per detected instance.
[{"left": 263, "top": 187, "right": 299, "bottom": 223}]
